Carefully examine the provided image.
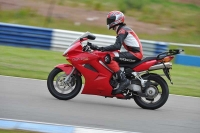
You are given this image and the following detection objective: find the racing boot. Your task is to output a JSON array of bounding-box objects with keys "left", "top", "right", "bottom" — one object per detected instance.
[{"left": 113, "top": 70, "right": 130, "bottom": 95}]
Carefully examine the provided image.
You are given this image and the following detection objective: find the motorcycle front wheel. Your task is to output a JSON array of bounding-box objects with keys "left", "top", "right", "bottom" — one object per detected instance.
[
  {"left": 133, "top": 74, "right": 169, "bottom": 110},
  {"left": 47, "top": 67, "right": 82, "bottom": 100}
]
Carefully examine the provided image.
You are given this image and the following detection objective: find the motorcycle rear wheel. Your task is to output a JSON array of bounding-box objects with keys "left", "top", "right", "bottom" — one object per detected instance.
[
  {"left": 47, "top": 67, "right": 82, "bottom": 100},
  {"left": 133, "top": 74, "right": 169, "bottom": 110}
]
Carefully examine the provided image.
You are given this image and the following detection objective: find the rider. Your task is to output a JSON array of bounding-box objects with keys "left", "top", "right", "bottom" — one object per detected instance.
[{"left": 89, "top": 11, "right": 143, "bottom": 95}]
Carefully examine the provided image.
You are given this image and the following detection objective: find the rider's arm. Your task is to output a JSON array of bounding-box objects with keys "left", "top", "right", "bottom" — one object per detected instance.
[{"left": 102, "top": 29, "right": 128, "bottom": 51}]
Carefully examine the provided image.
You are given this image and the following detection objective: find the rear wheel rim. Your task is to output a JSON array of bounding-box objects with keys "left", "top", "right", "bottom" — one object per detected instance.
[
  {"left": 140, "top": 81, "right": 162, "bottom": 104},
  {"left": 133, "top": 75, "right": 169, "bottom": 109}
]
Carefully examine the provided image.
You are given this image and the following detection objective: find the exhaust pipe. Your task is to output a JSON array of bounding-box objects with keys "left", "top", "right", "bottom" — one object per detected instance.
[{"left": 149, "top": 62, "right": 172, "bottom": 71}]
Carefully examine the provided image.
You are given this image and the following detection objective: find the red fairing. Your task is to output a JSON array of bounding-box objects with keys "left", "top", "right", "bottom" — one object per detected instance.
[
  {"left": 133, "top": 60, "right": 157, "bottom": 72},
  {"left": 72, "top": 51, "right": 113, "bottom": 96},
  {"left": 55, "top": 64, "right": 73, "bottom": 75},
  {"left": 65, "top": 43, "right": 117, "bottom": 97}
]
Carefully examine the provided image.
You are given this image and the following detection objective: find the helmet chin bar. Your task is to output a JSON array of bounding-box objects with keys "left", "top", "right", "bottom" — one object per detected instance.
[
  {"left": 114, "top": 25, "right": 119, "bottom": 31},
  {"left": 107, "top": 25, "right": 110, "bottom": 29},
  {"left": 107, "top": 24, "right": 119, "bottom": 31}
]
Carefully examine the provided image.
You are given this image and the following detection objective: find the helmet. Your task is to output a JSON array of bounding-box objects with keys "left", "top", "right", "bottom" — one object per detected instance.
[{"left": 107, "top": 11, "right": 125, "bottom": 29}]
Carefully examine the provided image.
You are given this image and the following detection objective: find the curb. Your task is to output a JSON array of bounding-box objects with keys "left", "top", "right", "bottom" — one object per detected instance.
[{"left": 0, "top": 118, "right": 139, "bottom": 133}]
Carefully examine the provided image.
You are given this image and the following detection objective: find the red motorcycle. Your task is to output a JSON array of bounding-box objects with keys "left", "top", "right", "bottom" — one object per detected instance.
[{"left": 47, "top": 32, "right": 183, "bottom": 110}]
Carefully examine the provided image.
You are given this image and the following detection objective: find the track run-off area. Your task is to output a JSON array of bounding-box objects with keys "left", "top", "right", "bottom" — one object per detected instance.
[{"left": 0, "top": 75, "right": 200, "bottom": 133}]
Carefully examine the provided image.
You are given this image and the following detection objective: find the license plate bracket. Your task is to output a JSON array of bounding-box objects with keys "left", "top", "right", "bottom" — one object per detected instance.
[{"left": 163, "top": 68, "right": 173, "bottom": 84}]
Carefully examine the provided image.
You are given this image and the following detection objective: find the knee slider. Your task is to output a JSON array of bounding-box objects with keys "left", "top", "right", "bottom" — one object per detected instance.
[{"left": 104, "top": 54, "right": 111, "bottom": 64}]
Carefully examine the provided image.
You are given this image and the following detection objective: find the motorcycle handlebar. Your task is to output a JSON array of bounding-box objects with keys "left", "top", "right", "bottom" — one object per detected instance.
[{"left": 83, "top": 44, "right": 91, "bottom": 52}]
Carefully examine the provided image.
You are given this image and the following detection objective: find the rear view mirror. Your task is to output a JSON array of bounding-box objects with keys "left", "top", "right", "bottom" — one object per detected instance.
[{"left": 87, "top": 35, "right": 96, "bottom": 40}]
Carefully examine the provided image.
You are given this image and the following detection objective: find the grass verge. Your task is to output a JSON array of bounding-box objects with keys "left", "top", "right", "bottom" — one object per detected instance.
[
  {"left": 0, "top": 45, "right": 200, "bottom": 97},
  {"left": 32, "top": 0, "right": 200, "bottom": 44},
  {"left": 0, "top": 129, "right": 38, "bottom": 133},
  {"left": 0, "top": 4, "right": 200, "bottom": 45}
]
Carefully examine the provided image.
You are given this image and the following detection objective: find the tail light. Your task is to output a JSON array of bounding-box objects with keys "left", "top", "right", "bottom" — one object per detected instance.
[{"left": 159, "top": 56, "right": 174, "bottom": 62}]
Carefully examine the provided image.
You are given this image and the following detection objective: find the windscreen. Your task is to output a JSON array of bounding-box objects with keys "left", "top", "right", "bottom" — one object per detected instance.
[
  {"left": 69, "top": 32, "right": 92, "bottom": 46},
  {"left": 63, "top": 32, "right": 93, "bottom": 55}
]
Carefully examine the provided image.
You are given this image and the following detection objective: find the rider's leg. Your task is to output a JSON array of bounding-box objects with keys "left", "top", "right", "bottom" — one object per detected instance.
[
  {"left": 107, "top": 60, "right": 130, "bottom": 94},
  {"left": 114, "top": 69, "right": 130, "bottom": 94},
  {"left": 107, "top": 52, "right": 141, "bottom": 94},
  {"left": 106, "top": 53, "right": 130, "bottom": 94}
]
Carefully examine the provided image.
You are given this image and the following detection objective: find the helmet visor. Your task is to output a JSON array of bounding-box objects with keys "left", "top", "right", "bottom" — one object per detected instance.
[{"left": 107, "top": 16, "right": 116, "bottom": 25}]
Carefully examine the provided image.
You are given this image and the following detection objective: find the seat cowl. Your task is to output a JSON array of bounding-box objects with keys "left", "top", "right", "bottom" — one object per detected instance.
[{"left": 119, "top": 56, "right": 157, "bottom": 69}]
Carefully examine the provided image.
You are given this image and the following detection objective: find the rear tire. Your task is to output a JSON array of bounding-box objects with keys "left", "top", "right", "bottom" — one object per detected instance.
[
  {"left": 47, "top": 67, "right": 82, "bottom": 100},
  {"left": 133, "top": 74, "right": 169, "bottom": 110}
]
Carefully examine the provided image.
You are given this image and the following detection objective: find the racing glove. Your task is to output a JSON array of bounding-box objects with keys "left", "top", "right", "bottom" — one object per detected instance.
[{"left": 88, "top": 42, "right": 104, "bottom": 51}]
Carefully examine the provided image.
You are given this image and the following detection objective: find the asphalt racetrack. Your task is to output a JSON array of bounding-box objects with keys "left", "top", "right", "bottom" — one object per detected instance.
[{"left": 0, "top": 75, "right": 200, "bottom": 133}]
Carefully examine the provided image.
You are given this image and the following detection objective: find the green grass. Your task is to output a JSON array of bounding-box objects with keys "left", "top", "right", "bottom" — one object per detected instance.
[
  {"left": 154, "top": 65, "right": 200, "bottom": 97},
  {"left": 0, "top": 45, "right": 200, "bottom": 97},
  {"left": 36, "top": 0, "right": 200, "bottom": 44},
  {"left": 0, "top": 129, "right": 38, "bottom": 133},
  {"left": 0, "top": 8, "right": 114, "bottom": 36},
  {"left": 0, "top": 45, "right": 65, "bottom": 79}
]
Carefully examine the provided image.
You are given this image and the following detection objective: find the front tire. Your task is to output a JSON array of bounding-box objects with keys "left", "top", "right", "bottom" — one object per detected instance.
[
  {"left": 133, "top": 74, "right": 169, "bottom": 110},
  {"left": 47, "top": 67, "right": 82, "bottom": 100}
]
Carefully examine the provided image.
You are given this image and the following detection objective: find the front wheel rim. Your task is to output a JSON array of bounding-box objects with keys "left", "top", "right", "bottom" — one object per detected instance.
[{"left": 54, "top": 72, "right": 76, "bottom": 94}]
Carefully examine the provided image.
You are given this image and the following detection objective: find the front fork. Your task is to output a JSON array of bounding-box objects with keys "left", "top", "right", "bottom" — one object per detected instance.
[
  {"left": 64, "top": 67, "right": 75, "bottom": 83},
  {"left": 55, "top": 64, "right": 77, "bottom": 83}
]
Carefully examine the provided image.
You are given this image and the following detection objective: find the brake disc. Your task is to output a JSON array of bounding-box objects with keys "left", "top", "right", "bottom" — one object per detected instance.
[
  {"left": 56, "top": 74, "right": 71, "bottom": 91},
  {"left": 145, "top": 85, "right": 159, "bottom": 99}
]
